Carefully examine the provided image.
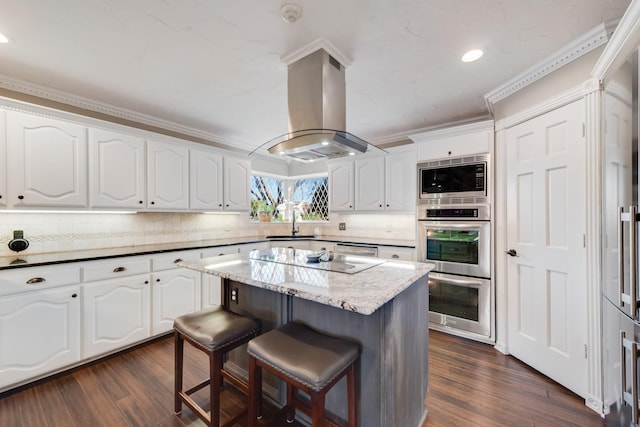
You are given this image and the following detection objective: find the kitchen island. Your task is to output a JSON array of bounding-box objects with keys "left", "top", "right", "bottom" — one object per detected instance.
[{"left": 178, "top": 247, "right": 433, "bottom": 427}]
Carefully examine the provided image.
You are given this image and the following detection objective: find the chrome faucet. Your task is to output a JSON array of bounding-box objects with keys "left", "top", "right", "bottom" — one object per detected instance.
[{"left": 291, "top": 205, "right": 299, "bottom": 237}]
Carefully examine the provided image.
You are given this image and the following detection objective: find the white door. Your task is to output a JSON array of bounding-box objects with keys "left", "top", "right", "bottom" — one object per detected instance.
[
  {"left": 89, "top": 128, "right": 145, "bottom": 209},
  {"left": 355, "top": 157, "right": 384, "bottom": 211},
  {"left": 505, "top": 99, "right": 587, "bottom": 397},
  {"left": 328, "top": 160, "right": 354, "bottom": 211},
  {"left": 147, "top": 140, "right": 189, "bottom": 210},
  {"left": 0, "top": 110, "right": 6, "bottom": 207},
  {"left": 0, "top": 285, "right": 81, "bottom": 388},
  {"left": 223, "top": 157, "right": 251, "bottom": 211},
  {"left": 190, "top": 149, "right": 223, "bottom": 210},
  {"left": 7, "top": 111, "right": 88, "bottom": 208},
  {"left": 82, "top": 274, "right": 151, "bottom": 358}
]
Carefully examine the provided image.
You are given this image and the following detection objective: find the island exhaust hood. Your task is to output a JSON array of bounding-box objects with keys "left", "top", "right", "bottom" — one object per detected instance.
[{"left": 259, "top": 48, "right": 383, "bottom": 162}]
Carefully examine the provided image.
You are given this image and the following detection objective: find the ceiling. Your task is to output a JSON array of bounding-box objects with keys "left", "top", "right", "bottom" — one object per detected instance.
[{"left": 0, "top": 0, "right": 632, "bottom": 153}]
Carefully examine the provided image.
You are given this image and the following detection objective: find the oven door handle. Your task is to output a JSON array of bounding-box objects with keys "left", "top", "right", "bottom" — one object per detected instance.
[{"left": 430, "top": 274, "right": 482, "bottom": 288}]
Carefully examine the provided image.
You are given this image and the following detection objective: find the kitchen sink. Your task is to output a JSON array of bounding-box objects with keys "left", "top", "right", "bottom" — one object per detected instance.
[{"left": 266, "top": 235, "right": 315, "bottom": 239}]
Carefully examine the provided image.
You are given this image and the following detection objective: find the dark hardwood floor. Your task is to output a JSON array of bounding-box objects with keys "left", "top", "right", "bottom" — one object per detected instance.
[{"left": 0, "top": 330, "right": 604, "bottom": 427}]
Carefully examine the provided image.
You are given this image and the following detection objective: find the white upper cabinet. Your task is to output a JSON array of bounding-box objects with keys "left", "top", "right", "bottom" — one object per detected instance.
[
  {"left": 223, "top": 157, "right": 251, "bottom": 211},
  {"left": 332, "top": 148, "right": 416, "bottom": 213},
  {"left": 0, "top": 110, "right": 6, "bottom": 207},
  {"left": 7, "top": 111, "right": 88, "bottom": 208},
  {"left": 355, "top": 156, "right": 385, "bottom": 211},
  {"left": 147, "top": 140, "right": 189, "bottom": 210},
  {"left": 190, "top": 148, "right": 224, "bottom": 211},
  {"left": 412, "top": 120, "right": 493, "bottom": 162},
  {"left": 89, "top": 128, "right": 146, "bottom": 209},
  {"left": 329, "top": 160, "right": 355, "bottom": 211},
  {"left": 384, "top": 150, "right": 416, "bottom": 211}
]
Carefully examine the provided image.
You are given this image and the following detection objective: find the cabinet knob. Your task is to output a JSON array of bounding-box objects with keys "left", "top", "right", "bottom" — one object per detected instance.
[
  {"left": 151, "top": 201, "right": 155, "bottom": 205},
  {"left": 386, "top": 204, "right": 390, "bottom": 207},
  {"left": 144, "top": 280, "right": 149, "bottom": 285},
  {"left": 18, "top": 195, "right": 24, "bottom": 200},
  {"left": 71, "top": 293, "right": 78, "bottom": 298},
  {"left": 226, "top": 204, "right": 229, "bottom": 207},
  {"left": 139, "top": 200, "right": 143, "bottom": 204},
  {"left": 0, "top": 195, "right": 3, "bottom": 199},
  {"left": 174, "top": 259, "right": 183, "bottom": 264},
  {"left": 26, "top": 277, "right": 45, "bottom": 285},
  {"left": 391, "top": 254, "right": 400, "bottom": 259},
  {"left": 156, "top": 278, "right": 160, "bottom": 282},
  {"left": 379, "top": 204, "right": 383, "bottom": 207},
  {"left": 219, "top": 203, "right": 223, "bottom": 207},
  {"left": 113, "top": 267, "right": 127, "bottom": 273}
]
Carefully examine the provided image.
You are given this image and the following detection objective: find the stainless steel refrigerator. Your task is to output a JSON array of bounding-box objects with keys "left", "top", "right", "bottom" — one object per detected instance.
[{"left": 603, "top": 49, "right": 640, "bottom": 426}]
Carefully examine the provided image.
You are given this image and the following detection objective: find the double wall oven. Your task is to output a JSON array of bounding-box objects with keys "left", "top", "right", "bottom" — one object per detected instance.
[{"left": 417, "top": 154, "right": 494, "bottom": 342}]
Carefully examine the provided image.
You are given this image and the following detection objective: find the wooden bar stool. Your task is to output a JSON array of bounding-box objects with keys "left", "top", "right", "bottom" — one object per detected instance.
[
  {"left": 174, "top": 306, "right": 261, "bottom": 427},
  {"left": 247, "top": 322, "right": 360, "bottom": 427}
]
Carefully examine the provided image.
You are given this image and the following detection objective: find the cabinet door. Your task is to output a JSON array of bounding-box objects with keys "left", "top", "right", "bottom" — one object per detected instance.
[
  {"left": 223, "top": 157, "right": 251, "bottom": 211},
  {"left": 0, "top": 285, "right": 80, "bottom": 389},
  {"left": 7, "top": 111, "right": 88, "bottom": 208},
  {"left": 151, "top": 269, "right": 201, "bottom": 334},
  {"left": 82, "top": 274, "right": 151, "bottom": 358},
  {"left": 89, "top": 128, "right": 146, "bottom": 209},
  {"left": 147, "top": 140, "right": 189, "bottom": 210},
  {"left": 384, "top": 151, "right": 416, "bottom": 211},
  {"left": 201, "top": 247, "right": 239, "bottom": 308},
  {"left": 190, "top": 149, "right": 223, "bottom": 210},
  {"left": 355, "top": 157, "right": 385, "bottom": 211},
  {"left": 0, "top": 110, "right": 6, "bottom": 207},
  {"left": 328, "top": 160, "right": 354, "bottom": 211}
]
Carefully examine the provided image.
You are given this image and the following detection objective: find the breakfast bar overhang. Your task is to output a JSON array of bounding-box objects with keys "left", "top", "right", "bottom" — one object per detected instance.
[{"left": 179, "top": 247, "right": 433, "bottom": 427}]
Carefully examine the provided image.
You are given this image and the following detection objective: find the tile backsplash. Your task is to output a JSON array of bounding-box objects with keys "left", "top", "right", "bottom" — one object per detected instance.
[{"left": 0, "top": 212, "right": 416, "bottom": 257}]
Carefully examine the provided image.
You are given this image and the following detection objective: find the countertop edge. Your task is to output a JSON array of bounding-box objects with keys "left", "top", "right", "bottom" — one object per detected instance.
[{"left": 0, "top": 236, "right": 417, "bottom": 270}]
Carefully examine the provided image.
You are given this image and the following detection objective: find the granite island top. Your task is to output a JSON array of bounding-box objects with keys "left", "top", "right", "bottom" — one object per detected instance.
[
  {"left": 178, "top": 247, "right": 434, "bottom": 315},
  {"left": 0, "top": 235, "right": 416, "bottom": 270}
]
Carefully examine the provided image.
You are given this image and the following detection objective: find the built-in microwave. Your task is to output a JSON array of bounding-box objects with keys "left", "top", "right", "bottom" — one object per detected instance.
[{"left": 417, "top": 154, "right": 489, "bottom": 203}]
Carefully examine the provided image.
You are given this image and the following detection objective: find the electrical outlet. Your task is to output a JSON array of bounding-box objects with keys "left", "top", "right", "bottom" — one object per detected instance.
[
  {"left": 339, "top": 222, "right": 346, "bottom": 231},
  {"left": 231, "top": 288, "right": 239, "bottom": 304}
]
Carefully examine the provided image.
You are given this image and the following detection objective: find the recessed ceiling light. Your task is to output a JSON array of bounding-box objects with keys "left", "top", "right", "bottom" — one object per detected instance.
[
  {"left": 348, "top": 152, "right": 355, "bottom": 156},
  {"left": 321, "top": 141, "right": 329, "bottom": 146},
  {"left": 0, "top": 33, "right": 9, "bottom": 44},
  {"left": 461, "top": 49, "right": 483, "bottom": 63}
]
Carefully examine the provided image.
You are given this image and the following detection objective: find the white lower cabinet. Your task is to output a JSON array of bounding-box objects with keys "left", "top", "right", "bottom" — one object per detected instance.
[
  {"left": 0, "top": 285, "right": 81, "bottom": 389},
  {"left": 378, "top": 247, "right": 415, "bottom": 261},
  {"left": 82, "top": 274, "right": 151, "bottom": 358},
  {"left": 201, "top": 246, "right": 239, "bottom": 308},
  {"left": 151, "top": 268, "right": 201, "bottom": 335}
]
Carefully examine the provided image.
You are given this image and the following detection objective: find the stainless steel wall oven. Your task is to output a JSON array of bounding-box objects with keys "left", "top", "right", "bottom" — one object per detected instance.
[{"left": 418, "top": 198, "right": 493, "bottom": 342}]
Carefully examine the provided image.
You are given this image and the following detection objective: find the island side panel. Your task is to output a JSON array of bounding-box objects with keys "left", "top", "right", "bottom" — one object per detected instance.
[
  {"left": 290, "top": 277, "right": 429, "bottom": 427},
  {"left": 382, "top": 275, "right": 429, "bottom": 427},
  {"left": 290, "top": 298, "right": 385, "bottom": 426}
]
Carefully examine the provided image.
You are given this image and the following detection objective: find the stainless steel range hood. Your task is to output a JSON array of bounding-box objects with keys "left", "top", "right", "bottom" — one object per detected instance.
[{"left": 260, "top": 48, "right": 382, "bottom": 162}]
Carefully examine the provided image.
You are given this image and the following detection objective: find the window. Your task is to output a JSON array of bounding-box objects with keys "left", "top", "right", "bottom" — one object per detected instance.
[{"left": 250, "top": 175, "right": 328, "bottom": 222}]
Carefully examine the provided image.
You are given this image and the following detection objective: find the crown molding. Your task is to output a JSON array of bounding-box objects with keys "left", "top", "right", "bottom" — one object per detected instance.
[
  {"left": 0, "top": 73, "right": 255, "bottom": 152},
  {"left": 592, "top": 0, "right": 640, "bottom": 80},
  {"left": 408, "top": 119, "right": 494, "bottom": 143},
  {"left": 484, "top": 22, "right": 613, "bottom": 110}
]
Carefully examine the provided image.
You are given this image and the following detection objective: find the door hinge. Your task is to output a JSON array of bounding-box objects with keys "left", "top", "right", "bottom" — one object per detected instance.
[
  {"left": 584, "top": 344, "right": 588, "bottom": 359},
  {"left": 583, "top": 234, "right": 586, "bottom": 248},
  {"left": 582, "top": 123, "right": 586, "bottom": 137}
]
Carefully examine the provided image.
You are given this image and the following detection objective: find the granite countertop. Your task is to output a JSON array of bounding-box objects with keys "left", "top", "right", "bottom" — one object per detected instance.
[
  {"left": 0, "top": 235, "right": 416, "bottom": 271},
  {"left": 179, "top": 247, "right": 433, "bottom": 315}
]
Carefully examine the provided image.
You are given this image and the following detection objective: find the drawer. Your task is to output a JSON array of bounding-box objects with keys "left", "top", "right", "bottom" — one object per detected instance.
[
  {"left": 83, "top": 256, "right": 150, "bottom": 282},
  {"left": 152, "top": 250, "right": 201, "bottom": 272},
  {"left": 201, "top": 246, "right": 239, "bottom": 258},
  {"left": 0, "top": 264, "right": 81, "bottom": 296}
]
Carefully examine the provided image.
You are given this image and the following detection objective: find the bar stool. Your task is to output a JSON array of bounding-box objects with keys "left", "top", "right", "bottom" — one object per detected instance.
[
  {"left": 173, "top": 306, "right": 261, "bottom": 427},
  {"left": 247, "top": 322, "right": 360, "bottom": 427}
]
